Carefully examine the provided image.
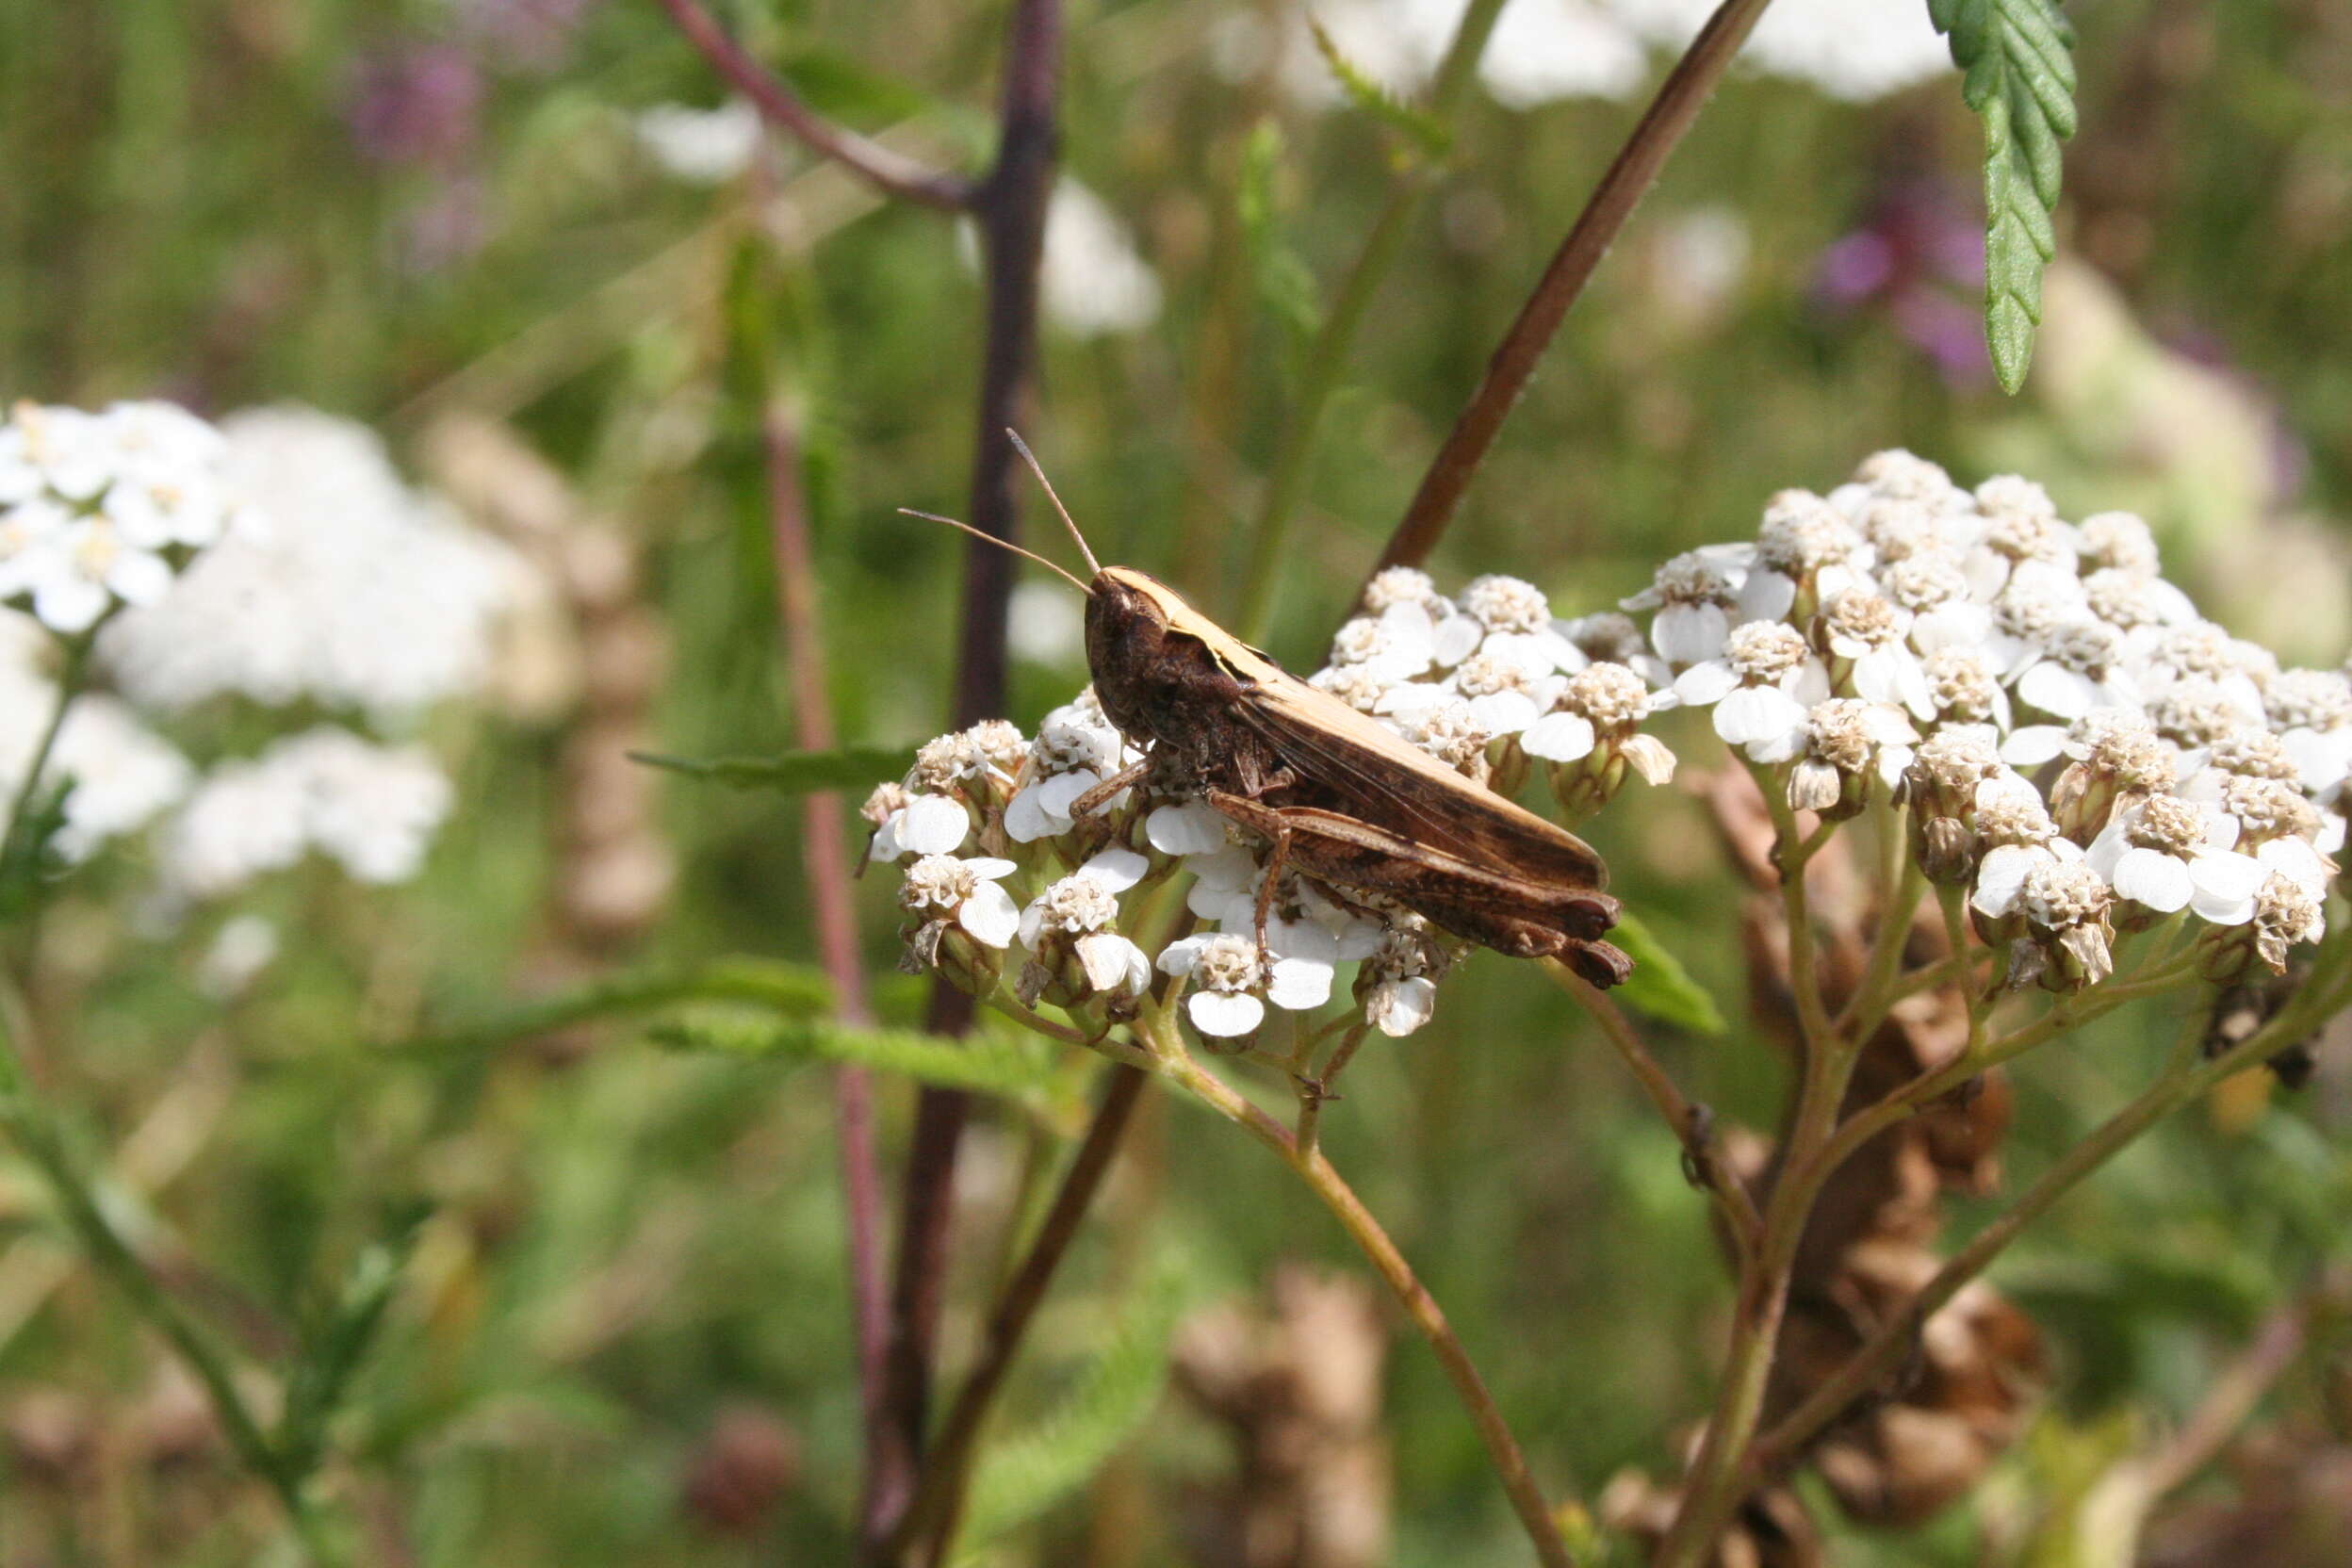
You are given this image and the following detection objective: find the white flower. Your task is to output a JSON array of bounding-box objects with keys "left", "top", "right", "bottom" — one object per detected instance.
[
  {"left": 1970, "top": 838, "right": 2083, "bottom": 922},
  {"left": 1038, "top": 179, "right": 1164, "bottom": 338},
  {"left": 101, "top": 409, "right": 528, "bottom": 718},
  {"left": 2183, "top": 837, "right": 2332, "bottom": 928},
  {"left": 1359, "top": 924, "right": 1443, "bottom": 1037},
  {"left": 874, "top": 792, "right": 972, "bottom": 860},
  {"left": 1524, "top": 661, "right": 1667, "bottom": 764},
  {"left": 2014, "top": 620, "right": 2139, "bottom": 721},
  {"left": 1328, "top": 600, "right": 1439, "bottom": 682},
  {"left": 1783, "top": 697, "right": 1916, "bottom": 812},
  {"left": 2082, "top": 794, "right": 2246, "bottom": 916},
  {"left": 1674, "top": 620, "right": 1825, "bottom": 753},
  {"left": 1624, "top": 550, "right": 1740, "bottom": 667},
  {"left": 1017, "top": 873, "right": 1151, "bottom": 1000},
  {"left": 196, "top": 913, "right": 280, "bottom": 1001},
  {"left": 157, "top": 726, "right": 451, "bottom": 903},
  {"left": 1146, "top": 799, "right": 1229, "bottom": 857},
  {"left": 900, "top": 854, "right": 1021, "bottom": 949},
  {"left": 1157, "top": 932, "right": 1331, "bottom": 1038},
  {"left": 635, "top": 98, "right": 762, "bottom": 184}
]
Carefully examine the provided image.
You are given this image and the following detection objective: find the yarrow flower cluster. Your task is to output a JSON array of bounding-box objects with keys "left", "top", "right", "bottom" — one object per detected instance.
[
  {"left": 0, "top": 401, "right": 530, "bottom": 964},
  {"left": 872, "top": 566, "right": 1684, "bottom": 1045},
  {"left": 878, "top": 449, "right": 2345, "bottom": 1051},
  {"left": 1627, "top": 451, "right": 2345, "bottom": 989},
  {"left": 0, "top": 400, "right": 238, "bottom": 634}
]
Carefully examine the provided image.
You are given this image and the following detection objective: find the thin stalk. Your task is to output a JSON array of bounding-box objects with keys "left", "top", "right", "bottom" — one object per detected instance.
[
  {"left": 1369, "top": 0, "right": 1779, "bottom": 580},
  {"left": 763, "top": 404, "right": 892, "bottom": 1507},
  {"left": 897, "top": 1065, "right": 1151, "bottom": 1567},
  {"left": 869, "top": 2, "right": 1063, "bottom": 1552},
  {"left": 1744, "top": 960, "right": 2349, "bottom": 1482},
  {"left": 1142, "top": 1007, "right": 1576, "bottom": 1568},
  {"left": 1546, "top": 962, "right": 1760, "bottom": 1259},
  {"left": 653, "top": 0, "right": 975, "bottom": 210},
  {"left": 0, "top": 1016, "right": 336, "bottom": 1562},
  {"left": 1653, "top": 805, "right": 1857, "bottom": 1568},
  {"left": 0, "top": 631, "right": 92, "bottom": 874},
  {"left": 1834, "top": 854, "right": 1928, "bottom": 1044},
  {"left": 1234, "top": 0, "right": 1511, "bottom": 643}
]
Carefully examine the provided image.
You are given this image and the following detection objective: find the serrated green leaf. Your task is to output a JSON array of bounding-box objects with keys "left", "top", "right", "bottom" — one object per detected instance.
[
  {"left": 1239, "top": 121, "right": 1324, "bottom": 353},
  {"left": 650, "top": 1009, "right": 1061, "bottom": 1104},
  {"left": 956, "top": 1259, "right": 1189, "bottom": 1555},
  {"left": 1305, "top": 18, "right": 1450, "bottom": 161},
  {"left": 395, "top": 958, "right": 832, "bottom": 1058},
  {"left": 1606, "top": 912, "right": 1727, "bottom": 1037},
  {"left": 629, "top": 744, "right": 916, "bottom": 793},
  {"left": 1933, "top": 0, "right": 2079, "bottom": 395},
  {"left": 277, "top": 1220, "right": 424, "bottom": 1482}
]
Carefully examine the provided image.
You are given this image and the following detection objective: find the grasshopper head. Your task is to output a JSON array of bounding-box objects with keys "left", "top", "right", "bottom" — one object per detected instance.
[{"left": 1084, "top": 567, "right": 1187, "bottom": 737}]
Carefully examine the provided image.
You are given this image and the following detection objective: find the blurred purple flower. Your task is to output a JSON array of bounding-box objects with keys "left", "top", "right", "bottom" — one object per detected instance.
[
  {"left": 455, "top": 0, "right": 601, "bottom": 74},
  {"left": 347, "top": 44, "right": 482, "bottom": 167},
  {"left": 397, "top": 175, "right": 491, "bottom": 275},
  {"left": 1812, "top": 181, "right": 1991, "bottom": 385}
]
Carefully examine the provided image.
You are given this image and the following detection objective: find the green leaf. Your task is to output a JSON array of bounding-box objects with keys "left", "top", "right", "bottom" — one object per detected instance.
[
  {"left": 277, "top": 1219, "right": 424, "bottom": 1482},
  {"left": 1608, "top": 912, "right": 1727, "bottom": 1037},
  {"left": 956, "top": 1259, "right": 1189, "bottom": 1554},
  {"left": 1305, "top": 18, "right": 1451, "bottom": 161},
  {"left": 1931, "top": 0, "right": 2078, "bottom": 394},
  {"left": 629, "top": 744, "right": 916, "bottom": 794},
  {"left": 1239, "top": 121, "right": 1325, "bottom": 354},
  {"left": 395, "top": 958, "right": 833, "bottom": 1058},
  {"left": 649, "top": 1009, "right": 1066, "bottom": 1106}
]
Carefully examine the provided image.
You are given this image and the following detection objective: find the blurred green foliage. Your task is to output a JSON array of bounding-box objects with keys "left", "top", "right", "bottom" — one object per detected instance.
[{"left": 1, "top": 1, "right": 2350, "bottom": 1564}]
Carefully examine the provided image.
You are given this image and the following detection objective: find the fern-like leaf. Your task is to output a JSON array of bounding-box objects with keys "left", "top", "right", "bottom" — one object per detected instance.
[
  {"left": 649, "top": 1008, "right": 1072, "bottom": 1113},
  {"left": 956, "top": 1260, "right": 1189, "bottom": 1555},
  {"left": 1607, "top": 912, "right": 1727, "bottom": 1037},
  {"left": 629, "top": 744, "right": 917, "bottom": 794},
  {"left": 1305, "top": 17, "right": 1451, "bottom": 161},
  {"left": 1931, "top": 0, "right": 2078, "bottom": 393}
]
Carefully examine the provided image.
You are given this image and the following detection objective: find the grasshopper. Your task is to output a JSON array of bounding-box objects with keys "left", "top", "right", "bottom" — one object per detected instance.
[{"left": 907, "top": 436, "right": 1633, "bottom": 990}]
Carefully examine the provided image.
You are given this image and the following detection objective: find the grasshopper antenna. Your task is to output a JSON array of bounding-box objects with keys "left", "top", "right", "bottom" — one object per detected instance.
[
  {"left": 1004, "top": 428, "right": 1102, "bottom": 579},
  {"left": 899, "top": 508, "right": 1093, "bottom": 596}
]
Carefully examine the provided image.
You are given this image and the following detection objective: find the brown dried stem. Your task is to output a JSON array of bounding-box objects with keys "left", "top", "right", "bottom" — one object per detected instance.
[
  {"left": 1368, "top": 0, "right": 1778, "bottom": 583},
  {"left": 652, "top": 0, "right": 976, "bottom": 211},
  {"left": 869, "top": 0, "right": 1065, "bottom": 1552},
  {"left": 1141, "top": 1007, "right": 1576, "bottom": 1568},
  {"left": 762, "top": 404, "right": 892, "bottom": 1521},
  {"left": 1741, "top": 950, "right": 2352, "bottom": 1490},
  {"left": 893, "top": 1065, "right": 1152, "bottom": 1567}
]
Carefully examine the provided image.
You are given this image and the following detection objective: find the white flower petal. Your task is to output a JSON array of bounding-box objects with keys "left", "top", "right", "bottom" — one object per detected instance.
[
  {"left": 1674, "top": 661, "right": 1739, "bottom": 706},
  {"left": 1652, "top": 602, "right": 1730, "bottom": 667},
  {"left": 898, "top": 793, "right": 971, "bottom": 856},
  {"left": 1266, "top": 956, "right": 1333, "bottom": 1011},
  {"left": 1431, "top": 613, "right": 1483, "bottom": 666},
  {"left": 1157, "top": 935, "right": 1211, "bottom": 977},
  {"left": 2188, "top": 852, "right": 2263, "bottom": 925},
  {"left": 957, "top": 882, "right": 1021, "bottom": 947},
  {"left": 1714, "top": 684, "right": 1805, "bottom": 746},
  {"left": 1188, "top": 989, "right": 1265, "bottom": 1037},
  {"left": 1519, "top": 711, "right": 1596, "bottom": 762},
  {"left": 1368, "top": 975, "right": 1437, "bottom": 1037},
  {"left": 1736, "top": 570, "right": 1797, "bottom": 624},
  {"left": 1076, "top": 933, "right": 1150, "bottom": 995},
  {"left": 1078, "top": 846, "right": 1149, "bottom": 891},
  {"left": 2001, "top": 726, "right": 2068, "bottom": 767},
  {"left": 2112, "top": 847, "right": 2193, "bottom": 912},
  {"left": 1971, "top": 844, "right": 2035, "bottom": 918}
]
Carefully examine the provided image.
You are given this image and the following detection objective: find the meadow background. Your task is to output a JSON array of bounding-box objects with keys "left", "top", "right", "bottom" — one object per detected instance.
[{"left": 2, "top": 1, "right": 2351, "bottom": 1563}]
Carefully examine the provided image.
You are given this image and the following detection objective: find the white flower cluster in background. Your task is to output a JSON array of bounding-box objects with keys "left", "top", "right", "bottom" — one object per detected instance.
[
  {"left": 634, "top": 98, "right": 763, "bottom": 185},
  {"left": 866, "top": 567, "right": 1688, "bottom": 1045},
  {"left": 103, "top": 407, "right": 529, "bottom": 720},
  {"left": 1236, "top": 0, "right": 1951, "bottom": 112},
  {"left": 0, "top": 400, "right": 521, "bottom": 949},
  {"left": 1623, "top": 451, "right": 2345, "bottom": 989},
  {"left": 158, "top": 727, "right": 453, "bottom": 906},
  {"left": 957, "top": 180, "right": 1163, "bottom": 340},
  {"left": 0, "top": 400, "right": 238, "bottom": 634}
]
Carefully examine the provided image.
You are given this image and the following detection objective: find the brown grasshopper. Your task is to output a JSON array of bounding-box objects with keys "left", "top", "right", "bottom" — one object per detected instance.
[{"left": 907, "top": 436, "right": 1633, "bottom": 990}]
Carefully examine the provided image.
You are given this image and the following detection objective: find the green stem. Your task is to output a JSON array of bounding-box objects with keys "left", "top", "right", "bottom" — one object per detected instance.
[
  {"left": 1142, "top": 1006, "right": 1575, "bottom": 1567},
  {"left": 0, "top": 1016, "right": 337, "bottom": 1562},
  {"left": 1744, "top": 953, "right": 2350, "bottom": 1480},
  {"left": 1653, "top": 803, "right": 1856, "bottom": 1568},
  {"left": 1234, "top": 0, "right": 1510, "bottom": 643},
  {"left": 0, "top": 631, "right": 93, "bottom": 874}
]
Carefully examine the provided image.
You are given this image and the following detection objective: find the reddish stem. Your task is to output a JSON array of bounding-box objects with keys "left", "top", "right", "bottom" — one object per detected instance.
[
  {"left": 1368, "top": 0, "right": 1776, "bottom": 582},
  {"left": 868, "top": 1, "right": 1064, "bottom": 1554},
  {"left": 653, "top": 0, "right": 976, "bottom": 211},
  {"left": 762, "top": 405, "right": 892, "bottom": 1519}
]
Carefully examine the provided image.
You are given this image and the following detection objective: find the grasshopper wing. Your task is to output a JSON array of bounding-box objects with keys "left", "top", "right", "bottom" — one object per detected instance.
[{"left": 1222, "top": 655, "right": 1611, "bottom": 892}]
